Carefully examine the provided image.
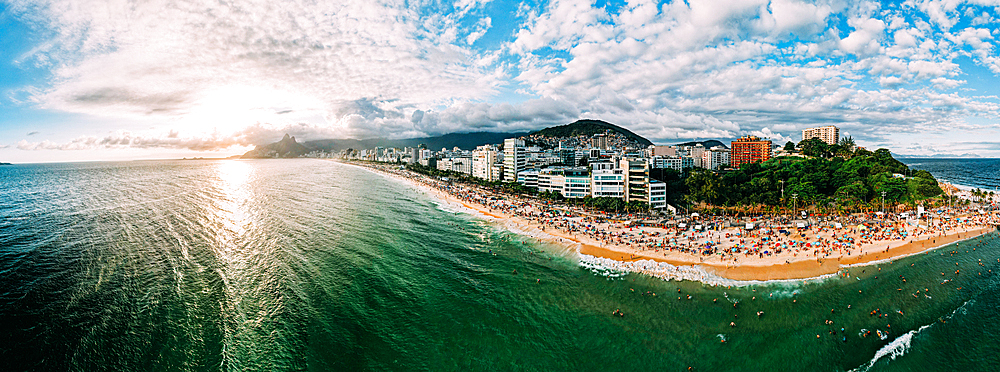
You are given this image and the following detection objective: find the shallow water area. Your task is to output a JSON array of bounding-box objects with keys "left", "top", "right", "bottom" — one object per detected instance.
[{"left": 1, "top": 159, "right": 998, "bottom": 371}]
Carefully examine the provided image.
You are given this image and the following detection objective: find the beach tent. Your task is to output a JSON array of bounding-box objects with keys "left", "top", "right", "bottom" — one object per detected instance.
[
  {"left": 691, "top": 213, "right": 700, "bottom": 217},
  {"left": 745, "top": 223, "right": 755, "bottom": 230}
]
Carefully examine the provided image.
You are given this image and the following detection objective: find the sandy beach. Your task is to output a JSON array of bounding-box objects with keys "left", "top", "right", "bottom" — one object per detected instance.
[{"left": 349, "top": 161, "right": 999, "bottom": 282}]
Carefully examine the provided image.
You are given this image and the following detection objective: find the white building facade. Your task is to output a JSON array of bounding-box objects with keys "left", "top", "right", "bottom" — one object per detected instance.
[{"left": 504, "top": 138, "right": 526, "bottom": 183}]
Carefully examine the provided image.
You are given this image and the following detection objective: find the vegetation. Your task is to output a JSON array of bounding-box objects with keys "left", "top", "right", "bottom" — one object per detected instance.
[
  {"left": 531, "top": 119, "right": 653, "bottom": 146},
  {"left": 683, "top": 148, "right": 943, "bottom": 214}
]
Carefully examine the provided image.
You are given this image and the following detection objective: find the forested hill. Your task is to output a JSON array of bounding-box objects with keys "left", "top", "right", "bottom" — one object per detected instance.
[
  {"left": 531, "top": 119, "right": 653, "bottom": 146},
  {"left": 682, "top": 148, "right": 943, "bottom": 209}
]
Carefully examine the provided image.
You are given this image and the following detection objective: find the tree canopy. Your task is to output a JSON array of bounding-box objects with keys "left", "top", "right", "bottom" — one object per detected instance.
[{"left": 683, "top": 149, "right": 941, "bottom": 211}]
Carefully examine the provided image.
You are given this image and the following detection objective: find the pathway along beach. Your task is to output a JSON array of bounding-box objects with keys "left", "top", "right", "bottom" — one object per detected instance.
[{"left": 350, "top": 161, "right": 997, "bottom": 282}]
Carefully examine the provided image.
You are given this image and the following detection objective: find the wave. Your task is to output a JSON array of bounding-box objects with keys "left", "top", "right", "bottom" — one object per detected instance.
[
  {"left": 849, "top": 299, "right": 976, "bottom": 372},
  {"left": 576, "top": 254, "right": 837, "bottom": 287}
]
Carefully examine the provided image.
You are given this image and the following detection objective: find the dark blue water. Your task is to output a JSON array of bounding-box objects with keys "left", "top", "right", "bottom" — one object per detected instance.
[
  {"left": 1, "top": 159, "right": 998, "bottom": 371},
  {"left": 900, "top": 158, "right": 1000, "bottom": 191}
]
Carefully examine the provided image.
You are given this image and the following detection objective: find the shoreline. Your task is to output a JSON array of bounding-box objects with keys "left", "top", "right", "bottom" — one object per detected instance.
[{"left": 345, "top": 161, "right": 998, "bottom": 283}]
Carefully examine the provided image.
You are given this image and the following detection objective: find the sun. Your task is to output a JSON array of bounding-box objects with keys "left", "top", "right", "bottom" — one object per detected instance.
[{"left": 178, "top": 85, "right": 325, "bottom": 136}]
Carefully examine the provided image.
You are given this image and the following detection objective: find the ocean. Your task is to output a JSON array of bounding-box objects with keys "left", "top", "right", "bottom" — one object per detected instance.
[
  {"left": 900, "top": 158, "right": 1000, "bottom": 191},
  {"left": 1, "top": 159, "right": 998, "bottom": 371}
]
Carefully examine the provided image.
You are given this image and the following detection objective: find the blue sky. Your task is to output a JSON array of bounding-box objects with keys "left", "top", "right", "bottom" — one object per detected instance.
[{"left": 1, "top": 0, "right": 999, "bottom": 162}]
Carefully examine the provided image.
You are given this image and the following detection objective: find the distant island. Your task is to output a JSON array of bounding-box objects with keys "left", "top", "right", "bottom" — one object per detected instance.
[{"left": 0, "top": 162, "right": 12, "bottom": 166}]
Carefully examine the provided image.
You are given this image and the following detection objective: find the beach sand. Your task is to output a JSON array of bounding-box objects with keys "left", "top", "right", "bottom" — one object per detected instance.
[{"left": 351, "top": 161, "right": 997, "bottom": 282}]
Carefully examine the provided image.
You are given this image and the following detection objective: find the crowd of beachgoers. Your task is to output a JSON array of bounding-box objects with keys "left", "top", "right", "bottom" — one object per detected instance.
[{"left": 356, "top": 162, "right": 999, "bottom": 268}]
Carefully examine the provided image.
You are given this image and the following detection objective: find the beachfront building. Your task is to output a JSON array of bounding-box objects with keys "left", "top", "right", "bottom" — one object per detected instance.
[
  {"left": 620, "top": 158, "right": 649, "bottom": 203},
  {"left": 537, "top": 167, "right": 591, "bottom": 198},
  {"left": 591, "top": 162, "right": 624, "bottom": 198},
  {"left": 517, "top": 169, "right": 539, "bottom": 188},
  {"left": 562, "top": 167, "right": 591, "bottom": 198},
  {"left": 650, "top": 155, "right": 692, "bottom": 172},
  {"left": 504, "top": 138, "right": 526, "bottom": 182},
  {"left": 648, "top": 180, "right": 667, "bottom": 209},
  {"left": 731, "top": 136, "right": 772, "bottom": 168},
  {"left": 617, "top": 158, "right": 669, "bottom": 210},
  {"left": 802, "top": 125, "right": 839, "bottom": 145},
  {"left": 437, "top": 157, "right": 472, "bottom": 175},
  {"left": 472, "top": 145, "right": 501, "bottom": 181},
  {"left": 702, "top": 146, "right": 730, "bottom": 170}
]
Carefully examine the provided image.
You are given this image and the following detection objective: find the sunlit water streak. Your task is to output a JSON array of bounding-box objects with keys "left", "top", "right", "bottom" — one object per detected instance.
[{"left": 1, "top": 159, "right": 998, "bottom": 371}]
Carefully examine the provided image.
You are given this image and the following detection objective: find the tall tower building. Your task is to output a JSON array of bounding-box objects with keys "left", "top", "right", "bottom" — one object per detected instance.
[{"left": 503, "top": 138, "right": 526, "bottom": 182}]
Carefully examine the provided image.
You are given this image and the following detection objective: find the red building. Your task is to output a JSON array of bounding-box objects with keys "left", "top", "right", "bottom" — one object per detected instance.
[{"left": 730, "top": 136, "right": 772, "bottom": 168}]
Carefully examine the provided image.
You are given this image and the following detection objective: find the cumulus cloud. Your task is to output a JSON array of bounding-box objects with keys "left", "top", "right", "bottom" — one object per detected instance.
[
  {"left": 5, "top": 0, "right": 1000, "bottom": 156},
  {"left": 10, "top": 0, "right": 504, "bottom": 137}
]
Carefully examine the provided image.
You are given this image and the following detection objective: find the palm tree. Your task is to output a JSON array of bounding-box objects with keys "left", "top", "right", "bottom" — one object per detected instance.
[{"left": 839, "top": 136, "right": 856, "bottom": 151}]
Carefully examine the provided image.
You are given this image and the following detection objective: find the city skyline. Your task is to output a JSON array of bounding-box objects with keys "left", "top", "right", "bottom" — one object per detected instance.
[{"left": 2, "top": 0, "right": 1000, "bottom": 163}]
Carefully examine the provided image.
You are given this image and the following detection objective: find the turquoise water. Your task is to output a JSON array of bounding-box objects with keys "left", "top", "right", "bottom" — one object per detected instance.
[{"left": 1, "top": 159, "right": 998, "bottom": 371}]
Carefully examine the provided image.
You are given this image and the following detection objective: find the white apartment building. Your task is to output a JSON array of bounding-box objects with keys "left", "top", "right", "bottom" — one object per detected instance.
[
  {"left": 701, "top": 146, "right": 730, "bottom": 170},
  {"left": 504, "top": 138, "right": 526, "bottom": 182},
  {"left": 516, "top": 169, "right": 539, "bottom": 188},
  {"left": 591, "top": 162, "right": 624, "bottom": 198},
  {"left": 437, "top": 157, "right": 472, "bottom": 175},
  {"left": 472, "top": 145, "right": 501, "bottom": 181},
  {"left": 802, "top": 125, "right": 839, "bottom": 145},
  {"left": 648, "top": 181, "right": 667, "bottom": 210}
]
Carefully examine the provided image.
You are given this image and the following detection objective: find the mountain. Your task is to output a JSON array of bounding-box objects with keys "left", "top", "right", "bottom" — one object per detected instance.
[
  {"left": 303, "top": 132, "right": 529, "bottom": 152},
  {"left": 530, "top": 119, "right": 653, "bottom": 146},
  {"left": 241, "top": 134, "right": 311, "bottom": 158},
  {"left": 672, "top": 140, "right": 727, "bottom": 149}
]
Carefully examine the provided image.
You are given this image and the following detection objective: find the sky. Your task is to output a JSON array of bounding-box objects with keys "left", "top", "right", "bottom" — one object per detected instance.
[{"left": 1, "top": 0, "right": 999, "bottom": 162}]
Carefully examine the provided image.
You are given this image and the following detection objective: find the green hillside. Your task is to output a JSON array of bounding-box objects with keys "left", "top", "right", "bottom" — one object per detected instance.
[{"left": 531, "top": 119, "right": 653, "bottom": 146}]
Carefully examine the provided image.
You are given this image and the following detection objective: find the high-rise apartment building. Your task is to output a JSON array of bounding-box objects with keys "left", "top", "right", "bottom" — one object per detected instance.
[
  {"left": 801, "top": 125, "right": 839, "bottom": 145},
  {"left": 503, "top": 138, "right": 526, "bottom": 182},
  {"left": 472, "top": 145, "right": 501, "bottom": 181},
  {"left": 731, "top": 136, "right": 772, "bottom": 168}
]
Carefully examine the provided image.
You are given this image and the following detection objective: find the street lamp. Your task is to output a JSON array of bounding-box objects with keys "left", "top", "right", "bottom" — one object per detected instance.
[
  {"left": 792, "top": 193, "right": 798, "bottom": 218},
  {"left": 881, "top": 190, "right": 886, "bottom": 218}
]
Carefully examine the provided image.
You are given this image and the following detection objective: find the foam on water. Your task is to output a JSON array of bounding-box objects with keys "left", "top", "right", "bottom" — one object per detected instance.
[
  {"left": 575, "top": 253, "right": 839, "bottom": 287},
  {"left": 849, "top": 299, "right": 976, "bottom": 372}
]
